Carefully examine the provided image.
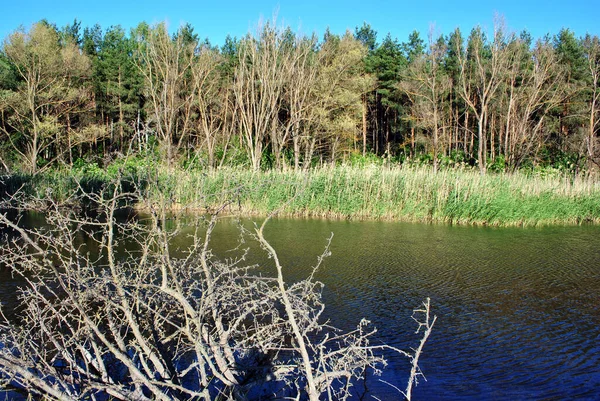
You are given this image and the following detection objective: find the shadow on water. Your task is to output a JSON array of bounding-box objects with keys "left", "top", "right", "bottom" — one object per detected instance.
[
  {"left": 2, "top": 213, "right": 600, "bottom": 400},
  {"left": 206, "top": 218, "right": 600, "bottom": 400}
]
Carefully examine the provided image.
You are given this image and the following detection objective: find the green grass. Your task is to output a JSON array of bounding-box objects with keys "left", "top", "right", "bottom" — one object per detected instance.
[
  {"left": 152, "top": 164, "right": 600, "bottom": 226},
  {"left": 4, "top": 162, "right": 600, "bottom": 226}
]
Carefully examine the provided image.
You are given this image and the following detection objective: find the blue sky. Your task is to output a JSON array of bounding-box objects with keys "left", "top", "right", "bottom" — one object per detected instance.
[{"left": 1, "top": 0, "right": 599, "bottom": 46}]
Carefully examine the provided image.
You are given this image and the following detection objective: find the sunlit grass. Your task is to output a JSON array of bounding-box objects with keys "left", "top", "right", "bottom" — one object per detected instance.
[
  {"left": 156, "top": 164, "right": 600, "bottom": 226},
  {"left": 6, "top": 163, "right": 600, "bottom": 226}
]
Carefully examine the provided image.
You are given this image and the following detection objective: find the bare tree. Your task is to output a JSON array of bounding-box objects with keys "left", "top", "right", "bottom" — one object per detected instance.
[
  {"left": 582, "top": 34, "right": 600, "bottom": 171},
  {"left": 190, "top": 47, "right": 229, "bottom": 170},
  {"left": 279, "top": 34, "right": 321, "bottom": 170},
  {"left": 399, "top": 26, "right": 451, "bottom": 172},
  {"left": 233, "top": 22, "right": 287, "bottom": 171},
  {"left": 0, "top": 185, "right": 435, "bottom": 400},
  {"left": 503, "top": 39, "right": 566, "bottom": 169},
  {"left": 135, "top": 24, "right": 196, "bottom": 167},
  {"left": 456, "top": 19, "right": 509, "bottom": 173}
]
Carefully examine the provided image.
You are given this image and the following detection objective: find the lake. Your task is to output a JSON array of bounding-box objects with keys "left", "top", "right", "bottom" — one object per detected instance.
[{"left": 1, "top": 213, "right": 599, "bottom": 400}]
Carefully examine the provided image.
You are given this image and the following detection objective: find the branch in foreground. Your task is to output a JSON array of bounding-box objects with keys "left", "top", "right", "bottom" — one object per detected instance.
[{"left": 0, "top": 189, "right": 435, "bottom": 400}]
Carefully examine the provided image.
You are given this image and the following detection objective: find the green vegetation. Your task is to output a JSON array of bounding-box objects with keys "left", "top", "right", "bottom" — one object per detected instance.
[
  {"left": 133, "top": 164, "right": 600, "bottom": 226},
  {"left": 1, "top": 18, "right": 599, "bottom": 226},
  {"left": 0, "top": 19, "right": 599, "bottom": 175},
  {"left": 8, "top": 158, "right": 599, "bottom": 226}
]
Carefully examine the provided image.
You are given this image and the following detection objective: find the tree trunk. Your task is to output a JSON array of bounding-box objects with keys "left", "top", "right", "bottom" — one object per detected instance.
[
  {"left": 433, "top": 108, "right": 439, "bottom": 172},
  {"left": 477, "top": 114, "right": 486, "bottom": 174},
  {"left": 362, "top": 94, "right": 367, "bottom": 157}
]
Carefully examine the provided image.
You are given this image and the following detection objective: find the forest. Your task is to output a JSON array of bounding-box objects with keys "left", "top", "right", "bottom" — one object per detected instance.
[
  {"left": 2, "top": 15, "right": 600, "bottom": 401},
  {"left": 0, "top": 17, "right": 599, "bottom": 177}
]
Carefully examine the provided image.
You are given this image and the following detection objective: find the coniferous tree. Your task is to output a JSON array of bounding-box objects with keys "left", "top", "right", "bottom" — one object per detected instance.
[
  {"left": 354, "top": 23, "right": 378, "bottom": 155},
  {"left": 553, "top": 28, "right": 587, "bottom": 157},
  {"left": 90, "top": 25, "right": 144, "bottom": 155},
  {"left": 370, "top": 34, "right": 406, "bottom": 156},
  {"left": 400, "top": 30, "right": 426, "bottom": 156}
]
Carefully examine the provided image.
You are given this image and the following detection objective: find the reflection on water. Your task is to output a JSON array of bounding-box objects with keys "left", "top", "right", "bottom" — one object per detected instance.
[
  {"left": 209, "top": 219, "right": 600, "bottom": 400},
  {"left": 2, "top": 213, "right": 600, "bottom": 400}
]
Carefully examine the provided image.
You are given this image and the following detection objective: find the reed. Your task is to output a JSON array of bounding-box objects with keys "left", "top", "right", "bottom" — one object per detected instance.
[
  {"left": 7, "top": 163, "right": 600, "bottom": 226},
  {"left": 154, "top": 164, "right": 600, "bottom": 226}
]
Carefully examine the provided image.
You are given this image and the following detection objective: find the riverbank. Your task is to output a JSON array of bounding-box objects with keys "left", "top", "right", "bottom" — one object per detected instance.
[{"left": 2, "top": 163, "right": 600, "bottom": 226}]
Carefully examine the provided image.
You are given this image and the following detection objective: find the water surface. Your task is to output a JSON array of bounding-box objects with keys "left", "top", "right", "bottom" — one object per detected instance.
[
  {"left": 2, "top": 214, "right": 599, "bottom": 400},
  {"left": 222, "top": 218, "right": 600, "bottom": 400}
]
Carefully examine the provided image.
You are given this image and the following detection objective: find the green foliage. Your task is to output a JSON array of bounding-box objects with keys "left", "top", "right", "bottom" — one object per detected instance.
[
  {"left": 105, "top": 156, "right": 154, "bottom": 180},
  {"left": 0, "top": 53, "right": 18, "bottom": 90},
  {"left": 346, "top": 151, "right": 385, "bottom": 167},
  {"left": 444, "top": 28, "right": 464, "bottom": 81},
  {"left": 1, "top": 21, "right": 92, "bottom": 174},
  {"left": 487, "top": 155, "right": 506, "bottom": 173},
  {"left": 72, "top": 158, "right": 106, "bottom": 178},
  {"left": 4, "top": 158, "right": 600, "bottom": 226},
  {"left": 438, "top": 150, "right": 470, "bottom": 168},
  {"left": 90, "top": 25, "right": 144, "bottom": 141},
  {"left": 527, "top": 147, "right": 586, "bottom": 177},
  {"left": 354, "top": 22, "right": 377, "bottom": 52},
  {"left": 0, "top": 18, "right": 598, "bottom": 180},
  {"left": 402, "top": 30, "right": 425, "bottom": 62},
  {"left": 554, "top": 29, "right": 586, "bottom": 82},
  {"left": 112, "top": 162, "right": 600, "bottom": 226},
  {"left": 60, "top": 19, "right": 82, "bottom": 46},
  {"left": 215, "top": 141, "right": 251, "bottom": 169}
]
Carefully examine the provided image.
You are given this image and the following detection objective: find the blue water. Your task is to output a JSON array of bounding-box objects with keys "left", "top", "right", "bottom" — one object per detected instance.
[
  {"left": 1, "top": 214, "right": 599, "bottom": 400},
  {"left": 252, "top": 219, "right": 600, "bottom": 400}
]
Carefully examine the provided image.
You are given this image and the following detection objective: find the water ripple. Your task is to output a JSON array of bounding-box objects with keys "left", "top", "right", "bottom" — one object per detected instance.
[{"left": 3, "top": 216, "right": 600, "bottom": 400}]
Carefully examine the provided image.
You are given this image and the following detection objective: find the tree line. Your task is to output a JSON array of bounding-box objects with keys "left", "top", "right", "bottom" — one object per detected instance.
[{"left": 0, "top": 18, "right": 598, "bottom": 175}]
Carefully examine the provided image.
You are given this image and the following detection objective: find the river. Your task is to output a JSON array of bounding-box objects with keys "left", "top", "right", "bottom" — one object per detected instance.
[{"left": 1, "top": 213, "right": 599, "bottom": 400}]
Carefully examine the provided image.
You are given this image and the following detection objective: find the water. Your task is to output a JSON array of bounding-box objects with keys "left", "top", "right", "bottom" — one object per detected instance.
[
  {"left": 2, "top": 214, "right": 600, "bottom": 400},
  {"left": 215, "top": 219, "right": 600, "bottom": 400}
]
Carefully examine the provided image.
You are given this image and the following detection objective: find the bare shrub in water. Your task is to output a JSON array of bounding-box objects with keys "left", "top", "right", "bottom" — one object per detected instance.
[{"left": 0, "top": 184, "right": 434, "bottom": 400}]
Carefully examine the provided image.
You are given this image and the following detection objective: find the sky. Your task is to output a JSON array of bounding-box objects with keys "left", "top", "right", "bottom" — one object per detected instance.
[{"left": 1, "top": 0, "right": 599, "bottom": 47}]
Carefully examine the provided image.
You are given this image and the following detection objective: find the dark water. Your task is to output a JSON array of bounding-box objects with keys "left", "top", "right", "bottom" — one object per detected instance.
[
  {"left": 208, "top": 218, "right": 600, "bottom": 400},
  {"left": 2, "top": 214, "right": 600, "bottom": 400}
]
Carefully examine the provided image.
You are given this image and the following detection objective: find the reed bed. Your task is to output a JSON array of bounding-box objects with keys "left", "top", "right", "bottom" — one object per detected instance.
[
  {"left": 154, "top": 165, "right": 600, "bottom": 227},
  {"left": 5, "top": 164, "right": 599, "bottom": 226}
]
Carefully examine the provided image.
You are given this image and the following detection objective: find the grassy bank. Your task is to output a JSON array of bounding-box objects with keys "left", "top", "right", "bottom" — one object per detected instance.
[
  {"left": 168, "top": 166, "right": 600, "bottom": 226},
  {"left": 3, "top": 162, "right": 600, "bottom": 226}
]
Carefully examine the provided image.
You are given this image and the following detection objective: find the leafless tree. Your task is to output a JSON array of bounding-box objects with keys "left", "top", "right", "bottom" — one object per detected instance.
[
  {"left": 135, "top": 24, "right": 196, "bottom": 167},
  {"left": 233, "top": 22, "right": 287, "bottom": 171},
  {"left": 503, "top": 39, "right": 566, "bottom": 169},
  {"left": 456, "top": 18, "right": 510, "bottom": 173},
  {"left": 399, "top": 26, "right": 451, "bottom": 172},
  {"left": 0, "top": 185, "right": 435, "bottom": 400},
  {"left": 279, "top": 34, "right": 321, "bottom": 171},
  {"left": 582, "top": 34, "right": 600, "bottom": 171},
  {"left": 190, "top": 47, "right": 230, "bottom": 170}
]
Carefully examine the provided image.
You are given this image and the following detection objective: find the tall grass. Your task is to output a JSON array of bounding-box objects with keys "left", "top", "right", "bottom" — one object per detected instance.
[
  {"left": 157, "top": 164, "right": 600, "bottom": 226},
  {"left": 5, "top": 163, "right": 600, "bottom": 226}
]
